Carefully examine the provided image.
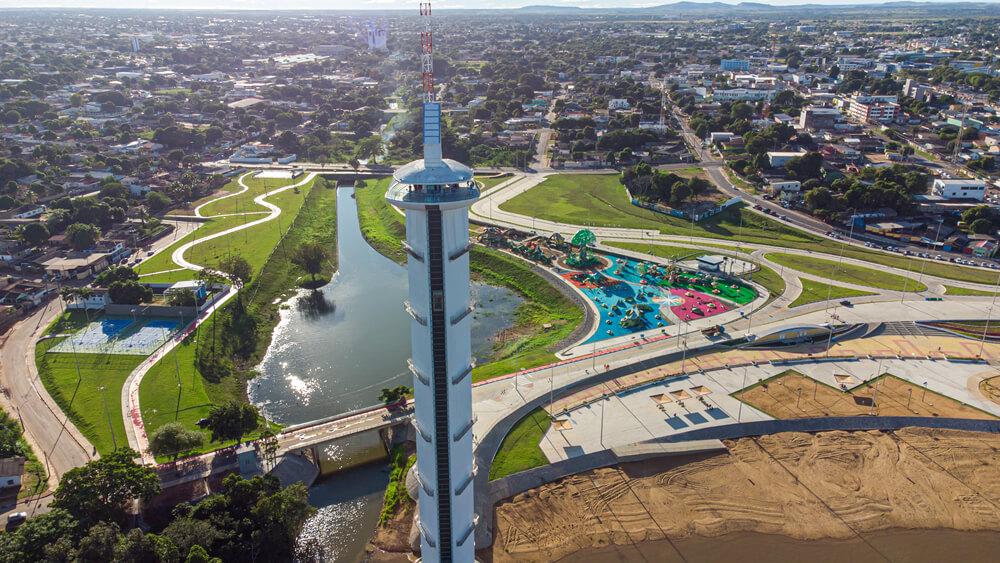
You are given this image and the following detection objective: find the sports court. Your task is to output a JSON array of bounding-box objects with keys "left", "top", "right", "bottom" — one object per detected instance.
[{"left": 51, "top": 317, "right": 181, "bottom": 356}]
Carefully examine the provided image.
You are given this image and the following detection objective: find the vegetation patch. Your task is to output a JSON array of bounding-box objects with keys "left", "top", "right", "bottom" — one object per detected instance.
[
  {"left": 354, "top": 177, "right": 407, "bottom": 264},
  {"left": 767, "top": 252, "right": 927, "bottom": 292},
  {"left": 791, "top": 278, "right": 876, "bottom": 307},
  {"left": 379, "top": 444, "right": 416, "bottom": 525},
  {"left": 489, "top": 407, "right": 551, "bottom": 480}
]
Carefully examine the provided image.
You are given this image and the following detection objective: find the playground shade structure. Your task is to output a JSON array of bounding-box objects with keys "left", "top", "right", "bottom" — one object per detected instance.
[{"left": 51, "top": 318, "right": 181, "bottom": 356}]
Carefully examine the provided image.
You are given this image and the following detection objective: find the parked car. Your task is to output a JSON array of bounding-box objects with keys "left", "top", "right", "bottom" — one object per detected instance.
[{"left": 7, "top": 512, "right": 27, "bottom": 525}]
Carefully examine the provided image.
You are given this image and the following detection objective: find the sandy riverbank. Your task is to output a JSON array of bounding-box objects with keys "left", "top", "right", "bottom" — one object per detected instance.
[{"left": 486, "top": 428, "right": 1000, "bottom": 562}]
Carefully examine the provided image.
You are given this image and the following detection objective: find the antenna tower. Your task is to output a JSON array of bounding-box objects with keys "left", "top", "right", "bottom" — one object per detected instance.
[
  {"left": 763, "top": 34, "right": 778, "bottom": 115},
  {"left": 420, "top": 2, "right": 435, "bottom": 103}
]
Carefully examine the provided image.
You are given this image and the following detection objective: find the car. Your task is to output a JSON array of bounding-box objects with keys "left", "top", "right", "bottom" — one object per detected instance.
[
  {"left": 936, "top": 255, "right": 944, "bottom": 260},
  {"left": 992, "top": 264, "right": 998, "bottom": 269},
  {"left": 840, "top": 300, "right": 852, "bottom": 306},
  {"left": 779, "top": 214, "right": 787, "bottom": 220},
  {"left": 146, "top": 250, "right": 154, "bottom": 256},
  {"left": 7, "top": 512, "right": 26, "bottom": 525}
]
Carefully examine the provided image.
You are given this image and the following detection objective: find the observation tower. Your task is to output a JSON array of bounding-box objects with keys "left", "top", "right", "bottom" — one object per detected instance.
[{"left": 385, "top": 3, "right": 479, "bottom": 561}]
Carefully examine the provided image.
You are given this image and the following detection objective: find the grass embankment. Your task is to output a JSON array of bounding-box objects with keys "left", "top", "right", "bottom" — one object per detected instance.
[
  {"left": 604, "top": 241, "right": 711, "bottom": 262},
  {"left": 767, "top": 253, "right": 927, "bottom": 292},
  {"left": 499, "top": 174, "right": 999, "bottom": 285},
  {"left": 34, "top": 337, "right": 142, "bottom": 455},
  {"left": 354, "top": 178, "right": 584, "bottom": 380},
  {"left": 791, "top": 279, "right": 877, "bottom": 308},
  {"left": 469, "top": 247, "right": 583, "bottom": 382},
  {"left": 355, "top": 177, "right": 407, "bottom": 264},
  {"left": 489, "top": 408, "right": 551, "bottom": 480},
  {"left": 379, "top": 444, "right": 417, "bottom": 525},
  {"left": 167, "top": 180, "right": 243, "bottom": 216},
  {"left": 138, "top": 179, "right": 339, "bottom": 451}
]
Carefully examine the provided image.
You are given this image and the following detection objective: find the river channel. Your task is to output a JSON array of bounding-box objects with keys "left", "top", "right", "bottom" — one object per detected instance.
[{"left": 249, "top": 186, "right": 521, "bottom": 562}]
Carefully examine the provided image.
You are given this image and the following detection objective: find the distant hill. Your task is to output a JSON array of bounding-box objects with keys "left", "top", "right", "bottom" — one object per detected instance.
[
  {"left": 517, "top": 5, "right": 585, "bottom": 11},
  {"left": 634, "top": 1, "right": 1000, "bottom": 14}
]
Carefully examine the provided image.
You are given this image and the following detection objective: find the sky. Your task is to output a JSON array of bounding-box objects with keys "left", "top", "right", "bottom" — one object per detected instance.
[{"left": 2, "top": 0, "right": 997, "bottom": 10}]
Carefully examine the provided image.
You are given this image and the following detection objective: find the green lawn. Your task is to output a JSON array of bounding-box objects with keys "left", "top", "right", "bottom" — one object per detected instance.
[
  {"left": 497, "top": 174, "right": 822, "bottom": 249},
  {"left": 791, "top": 279, "right": 877, "bottom": 308},
  {"left": 943, "top": 285, "right": 997, "bottom": 296},
  {"left": 476, "top": 174, "right": 512, "bottom": 192},
  {"left": 355, "top": 177, "right": 407, "bottom": 264},
  {"left": 470, "top": 247, "right": 583, "bottom": 382},
  {"left": 767, "top": 253, "right": 927, "bottom": 292},
  {"left": 489, "top": 407, "right": 551, "bottom": 480},
  {"left": 35, "top": 338, "right": 143, "bottom": 455},
  {"left": 749, "top": 264, "right": 787, "bottom": 304},
  {"left": 197, "top": 174, "right": 294, "bottom": 217},
  {"left": 604, "top": 241, "right": 712, "bottom": 262},
  {"left": 497, "top": 174, "right": 998, "bottom": 286}
]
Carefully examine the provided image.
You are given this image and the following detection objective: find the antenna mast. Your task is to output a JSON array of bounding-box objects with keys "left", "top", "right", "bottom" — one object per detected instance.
[{"left": 420, "top": 2, "right": 435, "bottom": 103}]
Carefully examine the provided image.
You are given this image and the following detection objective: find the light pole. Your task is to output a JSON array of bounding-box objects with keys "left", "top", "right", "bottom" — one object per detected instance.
[
  {"left": 900, "top": 255, "right": 912, "bottom": 302},
  {"left": 100, "top": 385, "right": 116, "bottom": 450},
  {"left": 796, "top": 387, "right": 802, "bottom": 409},
  {"left": 978, "top": 269, "right": 1000, "bottom": 359},
  {"left": 907, "top": 388, "right": 913, "bottom": 410}
]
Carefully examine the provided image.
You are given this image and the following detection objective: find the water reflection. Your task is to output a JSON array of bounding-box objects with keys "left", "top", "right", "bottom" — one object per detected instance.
[{"left": 296, "top": 289, "right": 336, "bottom": 321}]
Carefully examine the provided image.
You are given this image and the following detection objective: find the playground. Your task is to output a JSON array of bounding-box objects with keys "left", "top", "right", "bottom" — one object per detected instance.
[
  {"left": 50, "top": 317, "right": 181, "bottom": 356},
  {"left": 561, "top": 254, "right": 757, "bottom": 343}
]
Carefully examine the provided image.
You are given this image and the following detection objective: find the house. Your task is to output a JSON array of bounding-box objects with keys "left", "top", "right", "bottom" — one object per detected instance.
[
  {"left": 0, "top": 278, "right": 51, "bottom": 306},
  {"left": 768, "top": 180, "right": 801, "bottom": 194},
  {"left": 709, "top": 132, "right": 737, "bottom": 144},
  {"left": 0, "top": 457, "right": 25, "bottom": 505},
  {"left": 799, "top": 106, "right": 841, "bottom": 130},
  {"left": 37, "top": 251, "right": 112, "bottom": 279},
  {"left": 932, "top": 179, "right": 987, "bottom": 201},
  {"left": 65, "top": 288, "right": 108, "bottom": 310},
  {"left": 608, "top": 98, "right": 630, "bottom": 110}
]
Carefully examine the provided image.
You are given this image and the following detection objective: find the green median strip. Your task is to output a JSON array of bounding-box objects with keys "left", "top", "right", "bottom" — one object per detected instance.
[
  {"left": 767, "top": 252, "right": 927, "bottom": 292},
  {"left": 791, "top": 279, "right": 877, "bottom": 308},
  {"left": 489, "top": 407, "right": 551, "bottom": 480}
]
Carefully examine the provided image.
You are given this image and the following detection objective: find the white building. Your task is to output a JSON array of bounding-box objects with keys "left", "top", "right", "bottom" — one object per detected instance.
[
  {"left": 932, "top": 179, "right": 987, "bottom": 201},
  {"left": 386, "top": 98, "right": 478, "bottom": 561},
  {"left": 768, "top": 180, "right": 802, "bottom": 193},
  {"left": 608, "top": 98, "right": 630, "bottom": 110},
  {"left": 767, "top": 151, "right": 805, "bottom": 168},
  {"left": 710, "top": 88, "right": 778, "bottom": 102}
]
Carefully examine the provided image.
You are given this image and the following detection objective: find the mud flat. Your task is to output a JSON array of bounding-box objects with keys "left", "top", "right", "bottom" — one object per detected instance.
[{"left": 486, "top": 428, "right": 1000, "bottom": 562}]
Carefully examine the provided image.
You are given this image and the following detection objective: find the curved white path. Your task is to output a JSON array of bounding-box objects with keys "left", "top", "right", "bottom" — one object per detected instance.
[{"left": 123, "top": 171, "right": 318, "bottom": 463}]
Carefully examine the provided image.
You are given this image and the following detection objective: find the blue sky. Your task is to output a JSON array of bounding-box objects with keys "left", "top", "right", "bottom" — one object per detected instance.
[{"left": 4, "top": 0, "right": 996, "bottom": 10}]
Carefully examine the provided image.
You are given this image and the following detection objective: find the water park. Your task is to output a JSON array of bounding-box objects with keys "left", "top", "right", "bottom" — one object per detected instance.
[{"left": 476, "top": 225, "right": 758, "bottom": 343}]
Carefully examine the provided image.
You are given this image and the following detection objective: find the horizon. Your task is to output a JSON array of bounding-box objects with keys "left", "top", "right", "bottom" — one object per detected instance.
[{"left": 3, "top": 0, "right": 999, "bottom": 12}]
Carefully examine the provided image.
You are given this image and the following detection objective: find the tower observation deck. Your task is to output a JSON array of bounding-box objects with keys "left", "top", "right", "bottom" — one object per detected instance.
[{"left": 386, "top": 6, "right": 479, "bottom": 561}]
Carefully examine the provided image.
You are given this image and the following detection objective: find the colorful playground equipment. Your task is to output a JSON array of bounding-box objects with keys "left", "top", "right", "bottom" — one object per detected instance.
[{"left": 566, "top": 229, "right": 600, "bottom": 268}]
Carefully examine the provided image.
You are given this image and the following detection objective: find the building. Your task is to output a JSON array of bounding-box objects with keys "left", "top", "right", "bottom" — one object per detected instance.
[
  {"left": 696, "top": 255, "right": 724, "bottom": 272},
  {"left": 932, "top": 178, "right": 987, "bottom": 201},
  {"left": 767, "top": 151, "right": 805, "bottom": 168},
  {"left": 385, "top": 40, "right": 479, "bottom": 560},
  {"left": 848, "top": 96, "right": 899, "bottom": 124},
  {"left": 796, "top": 25, "right": 817, "bottom": 32},
  {"left": 903, "top": 78, "right": 933, "bottom": 103},
  {"left": 720, "top": 59, "right": 750, "bottom": 72},
  {"left": 608, "top": 98, "right": 630, "bottom": 110},
  {"left": 0, "top": 457, "right": 25, "bottom": 505},
  {"left": 710, "top": 88, "right": 778, "bottom": 102},
  {"left": 37, "top": 251, "right": 111, "bottom": 279},
  {"left": 768, "top": 180, "right": 802, "bottom": 194},
  {"left": 799, "top": 106, "right": 841, "bottom": 130}
]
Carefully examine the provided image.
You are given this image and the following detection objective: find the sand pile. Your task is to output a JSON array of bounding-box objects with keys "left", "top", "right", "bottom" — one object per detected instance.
[{"left": 489, "top": 429, "right": 1000, "bottom": 562}]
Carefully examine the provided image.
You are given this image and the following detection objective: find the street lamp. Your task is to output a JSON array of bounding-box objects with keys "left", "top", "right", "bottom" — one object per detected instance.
[{"left": 100, "top": 385, "right": 117, "bottom": 450}]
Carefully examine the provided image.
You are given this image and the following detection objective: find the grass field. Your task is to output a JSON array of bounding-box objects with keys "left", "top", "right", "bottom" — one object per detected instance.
[
  {"left": 489, "top": 407, "right": 551, "bottom": 480},
  {"left": 35, "top": 338, "right": 143, "bottom": 455},
  {"left": 943, "top": 285, "right": 997, "bottom": 296},
  {"left": 497, "top": 174, "right": 822, "bottom": 248},
  {"left": 749, "top": 264, "right": 786, "bottom": 304},
  {"left": 767, "top": 253, "right": 928, "bottom": 292},
  {"left": 476, "top": 174, "right": 512, "bottom": 192},
  {"left": 790, "top": 279, "right": 877, "bottom": 308},
  {"left": 496, "top": 174, "right": 999, "bottom": 286},
  {"left": 197, "top": 175, "right": 292, "bottom": 217},
  {"left": 604, "top": 241, "right": 711, "bottom": 262},
  {"left": 355, "top": 177, "right": 407, "bottom": 264}
]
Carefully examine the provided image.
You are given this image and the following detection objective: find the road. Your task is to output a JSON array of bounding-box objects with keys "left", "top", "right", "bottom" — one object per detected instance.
[{"left": 0, "top": 298, "right": 96, "bottom": 520}]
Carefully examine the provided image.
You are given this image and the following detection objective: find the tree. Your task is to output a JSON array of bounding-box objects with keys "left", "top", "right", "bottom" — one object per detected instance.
[
  {"left": 166, "top": 288, "right": 197, "bottom": 307},
  {"left": 0, "top": 508, "right": 78, "bottom": 562},
  {"left": 378, "top": 385, "right": 411, "bottom": 405},
  {"left": 108, "top": 280, "right": 153, "bottom": 305},
  {"left": 96, "top": 266, "right": 139, "bottom": 287},
  {"left": 70, "top": 93, "right": 83, "bottom": 108},
  {"left": 146, "top": 191, "right": 172, "bottom": 212},
  {"left": 75, "top": 521, "right": 121, "bottom": 563},
  {"left": 51, "top": 447, "right": 160, "bottom": 527},
  {"left": 114, "top": 529, "right": 179, "bottom": 563},
  {"left": 670, "top": 181, "right": 691, "bottom": 207},
  {"left": 804, "top": 186, "right": 835, "bottom": 212},
  {"left": 149, "top": 422, "right": 206, "bottom": 460},
  {"left": 354, "top": 136, "right": 383, "bottom": 162},
  {"left": 206, "top": 400, "right": 259, "bottom": 443},
  {"left": 65, "top": 222, "right": 99, "bottom": 250},
  {"left": 291, "top": 241, "right": 330, "bottom": 282},
  {"left": 969, "top": 218, "right": 994, "bottom": 235},
  {"left": 218, "top": 254, "right": 252, "bottom": 290},
  {"left": 22, "top": 222, "right": 50, "bottom": 246},
  {"left": 260, "top": 428, "right": 279, "bottom": 471}
]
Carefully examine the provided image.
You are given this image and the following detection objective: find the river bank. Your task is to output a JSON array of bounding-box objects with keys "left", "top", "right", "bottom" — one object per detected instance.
[{"left": 486, "top": 428, "right": 1000, "bottom": 562}]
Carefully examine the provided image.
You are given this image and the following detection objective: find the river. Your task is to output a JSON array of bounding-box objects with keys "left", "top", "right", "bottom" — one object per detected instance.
[{"left": 249, "top": 186, "right": 521, "bottom": 562}]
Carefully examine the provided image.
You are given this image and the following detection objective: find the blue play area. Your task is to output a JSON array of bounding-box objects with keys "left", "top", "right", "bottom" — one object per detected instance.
[{"left": 51, "top": 317, "right": 181, "bottom": 356}]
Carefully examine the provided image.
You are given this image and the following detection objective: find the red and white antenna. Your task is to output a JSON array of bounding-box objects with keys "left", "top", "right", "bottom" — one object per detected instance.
[{"left": 420, "top": 2, "right": 434, "bottom": 103}]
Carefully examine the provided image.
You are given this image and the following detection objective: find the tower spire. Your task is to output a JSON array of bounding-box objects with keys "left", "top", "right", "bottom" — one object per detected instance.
[{"left": 420, "top": 2, "right": 443, "bottom": 168}]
